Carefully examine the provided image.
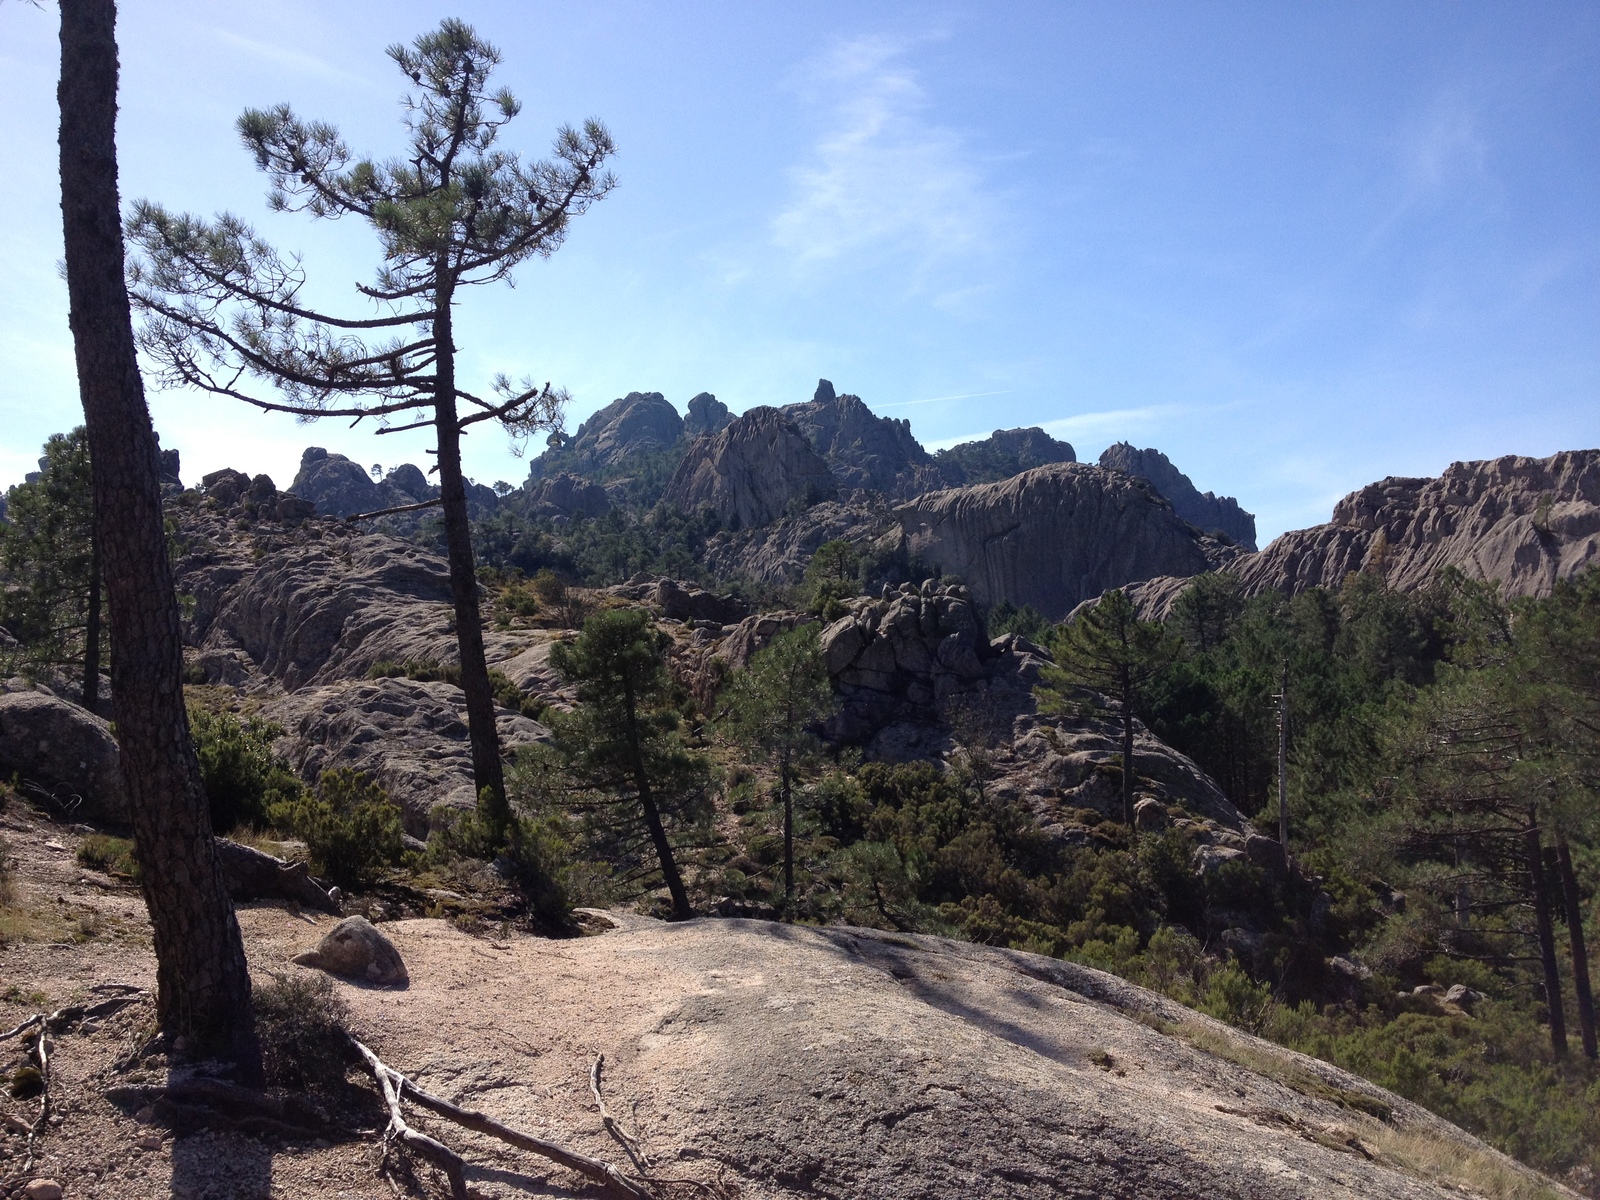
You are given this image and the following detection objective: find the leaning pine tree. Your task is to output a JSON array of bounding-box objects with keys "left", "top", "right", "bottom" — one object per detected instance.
[
  {"left": 125, "top": 19, "right": 615, "bottom": 845},
  {"left": 1037, "top": 588, "right": 1178, "bottom": 829}
]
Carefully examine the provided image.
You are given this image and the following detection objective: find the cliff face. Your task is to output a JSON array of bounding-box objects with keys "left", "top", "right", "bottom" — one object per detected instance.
[
  {"left": 662, "top": 406, "right": 837, "bottom": 530},
  {"left": 1099, "top": 443, "right": 1257, "bottom": 550},
  {"left": 527, "top": 391, "right": 686, "bottom": 482},
  {"left": 1236, "top": 450, "right": 1600, "bottom": 600},
  {"left": 895, "top": 464, "right": 1235, "bottom": 620}
]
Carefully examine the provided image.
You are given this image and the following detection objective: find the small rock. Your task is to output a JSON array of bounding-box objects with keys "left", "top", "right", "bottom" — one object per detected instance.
[
  {"left": 1132, "top": 797, "right": 1168, "bottom": 832},
  {"left": 133, "top": 1105, "right": 158, "bottom": 1125},
  {"left": 1412, "top": 984, "right": 1443, "bottom": 997},
  {"left": 135, "top": 1132, "right": 164, "bottom": 1151},
  {"left": 23, "top": 1180, "right": 64, "bottom": 1200},
  {"left": 1443, "top": 983, "right": 1485, "bottom": 1009},
  {"left": 293, "top": 915, "right": 409, "bottom": 986}
]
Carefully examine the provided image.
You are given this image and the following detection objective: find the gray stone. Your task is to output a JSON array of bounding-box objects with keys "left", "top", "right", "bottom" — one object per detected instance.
[
  {"left": 1443, "top": 984, "right": 1485, "bottom": 1009},
  {"left": 1099, "top": 443, "right": 1257, "bottom": 549},
  {"left": 1194, "top": 844, "right": 1245, "bottom": 874},
  {"left": 293, "top": 915, "right": 408, "bottom": 986},
  {"left": 0, "top": 691, "right": 127, "bottom": 822},
  {"left": 1244, "top": 833, "right": 1287, "bottom": 871},
  {"left": 1133, "top": 796, "right": 1169, "bottom": 832},
  {"left": 895, "top": 464, "right": 1227, "bottom": 620},
  {"left": 663, "top": 406, "right": 837, "bottom": 530},
  {"left": 684, "top": 391, "right": 733, "bottom": 438}
]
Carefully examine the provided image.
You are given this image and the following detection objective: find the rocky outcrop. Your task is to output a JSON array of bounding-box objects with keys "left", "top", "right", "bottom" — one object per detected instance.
[
  {"left": 0, "top": 690, "right": 127, "bottom": 823},
  {"left": 663, "top": 407, "right": 837, "bottom": 530},
  {"left": 699, "top": 498, "right": 895, "bottom": 585},
  {"left": 1232, "top": 450, "right": 1600, "bottom": 600},
  {"left": 525, "top": 472, "right": 610, "bottom": 520},
  {"left": 934, "top": 426, "right": 1076, "bottom": 487},
  {"left": 198, "top": 468, "right": 315, "bottom": 524},
  {"left": 895, "top": 464, "right": 1237, "bottom": 620},
  {"left": 262, "top": 677, "right": 547, "bottom": 832},
  {"left": 606, "top": 576, "right": 750, "bottom": 626},
  {"left": 529, "top": 391, "right": 685, "bottom": 481},
  {"left": 782, "top": 380, "right": 936, "bottom": 497},
  {"left": 1099, "top": 443, "right": 1257, "bottom": 550},
  {"left": 683, "top": 391, "right": 733, "bottom": 438},
  {"left": 286, "top": 449, "right": 394, "bottom": 518}
]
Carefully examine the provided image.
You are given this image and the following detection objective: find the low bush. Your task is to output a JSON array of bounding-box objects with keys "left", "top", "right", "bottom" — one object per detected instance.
[
  {"left": 269, "top": 769, "right": 404, "bottom": 890},
  {"left": 76, "top": 833, "right": 139, "bottom": 879},
  {"left": 188, "top": 705, "right": 303, "bottom": 832}
]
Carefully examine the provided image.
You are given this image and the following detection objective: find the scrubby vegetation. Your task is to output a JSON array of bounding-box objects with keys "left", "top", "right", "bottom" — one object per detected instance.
[
  {"left": 455, "top": 565, "right": 1600, "bottom": 1186},
  {"left": 269, "top": 769, "right": 406, "bottom": 890}
]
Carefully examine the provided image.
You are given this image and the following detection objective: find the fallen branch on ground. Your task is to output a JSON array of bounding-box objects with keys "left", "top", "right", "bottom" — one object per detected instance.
[
  {"left": 214, "top": 837, "right": 341, "bottom": 913},
  {"left": 349, "top": 1036, "right": 652, "bottom": 1199},
  {"left": 592, "top": 1051, "right": 648, "bottom": 1167},
  {"left": 351, "top": 1039, "right": 469, "bottom": 1200}
]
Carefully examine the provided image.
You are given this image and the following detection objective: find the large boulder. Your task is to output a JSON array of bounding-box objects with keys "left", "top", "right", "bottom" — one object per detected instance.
[
  {"left": 0, "top": 690, "right": 127, "bottom": 823},
  {"left": 1099, "top": 443, "right": 1257, "bottom": 550},
  {"left": 293, "top": 915, "right": 408, "bottom": 986},
  {"left": 684, "top": 392, "right": 733, "bottom": 438},
  {"left": 934, "top": 427, "right": 1077, "bottom": 488},
  {"left": 780, "top": 380, "right": 936, "bottom": 497},
  {"left": 526, "top": 472, "right": 610, "bottom": 519},
  {"left": 262, "top": 677, "right": 546, "bottom": 833},
  {"left": 895, "top": 464, "right": 1228, "bottom": 620},
  {"left": 663, "top": 407, "right": 837, "bottom": 530}
]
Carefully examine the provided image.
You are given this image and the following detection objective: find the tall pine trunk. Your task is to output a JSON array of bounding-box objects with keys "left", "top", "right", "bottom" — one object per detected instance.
[
  {"left": 781, "top": 744, "right": 794, "bottom": 905},
  {"left": 1120, "top": 661, "right": 1135, "bottom": 828},
  {"left": 621, "top": 686, "right": 691, "bottom": 920},
  {"left": 81, "top": 531, "right": 101, "bottom": 710},
  {"left": 58, "top": 0, "right": 258, "bottom": 1076},
  {"left": 1525, "top": 819, "right": 1568, "bottom": 1057},
  {"left": 430, "top": 289, "right": 507, "bottom": 844},
  {"left": 1554, "top": 838, "right": 1597, "bottom": 1059}
]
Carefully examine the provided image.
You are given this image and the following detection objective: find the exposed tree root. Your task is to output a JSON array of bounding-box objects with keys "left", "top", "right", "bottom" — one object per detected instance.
[{"left": 350, "top": 1036, "right": 653, "bottom": 1199}]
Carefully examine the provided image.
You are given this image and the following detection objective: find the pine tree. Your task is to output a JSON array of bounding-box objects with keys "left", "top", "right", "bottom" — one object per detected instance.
[
  {"left": 0, "top": 429, "right": 102, "bottom": 703},
  {"left": 57, "top": 0, "right": 258, "bottom": 1075},
  {"left": 547, "top": 609, "right": 706, "bottom": 919},
  {"left": 1038, "top": 589, "right": 1178, "bottom": 828},
  {"left": 124, "top": 18, "right": 615, "bottom": 847},
  {"left": 721, "top": 625, "right": 838, "bottom": 905}
]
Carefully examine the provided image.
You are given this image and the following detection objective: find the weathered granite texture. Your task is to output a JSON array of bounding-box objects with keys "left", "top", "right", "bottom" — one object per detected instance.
[
  {"left": 664, "top": 406, "right": 837, "bottom": 530},
  {"left": 1099, "top": 442, "right": 1257, "bottom": 550},
  {"left": 895, "top": 464, "right": 1238, "bottom": 620}
]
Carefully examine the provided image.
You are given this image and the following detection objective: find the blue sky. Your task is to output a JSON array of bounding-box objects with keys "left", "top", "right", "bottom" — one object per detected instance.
[{"left": 1, "top": 2, "right": 1595, "bottom": 541}]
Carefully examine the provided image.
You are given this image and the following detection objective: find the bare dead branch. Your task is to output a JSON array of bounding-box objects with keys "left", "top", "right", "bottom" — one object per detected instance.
[
  {"left": 592, "top": 1051, "right": 648, "bottom": 1168},
  {"left": 344, "top": 498, "right": 446, "bottom": 522},
  {"left": 350, "top": 1036, "right": 652, "bottom": 1199}
]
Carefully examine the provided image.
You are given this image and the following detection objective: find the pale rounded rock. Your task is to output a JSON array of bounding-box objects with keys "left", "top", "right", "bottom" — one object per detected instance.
[
  {"left": 293, "top": 915, "right": 408, "bottom": 986},
  {"left": 23, "top": 1180, "right": 64, "bottom": 1200}
]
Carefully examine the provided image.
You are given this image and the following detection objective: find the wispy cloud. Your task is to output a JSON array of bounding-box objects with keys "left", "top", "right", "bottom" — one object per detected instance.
[
  {"left": 772, "top": 36, "right": 998, "bottom": 292},
  {"left": 1363, "top": 90, "right": 1489, "bottom": 251},
  {"left": 213, "top": 29, "right": 364, "bottom": 87}
]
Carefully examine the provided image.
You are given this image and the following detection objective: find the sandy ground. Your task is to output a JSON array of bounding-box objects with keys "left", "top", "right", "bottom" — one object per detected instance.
[{"left": 0, "top": 807, "right": 1578, "bottom": 1200}]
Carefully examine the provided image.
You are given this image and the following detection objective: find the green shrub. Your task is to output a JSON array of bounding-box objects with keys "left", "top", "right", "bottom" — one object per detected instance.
[
  {"left": 269, "top": 769, "right": 404, "bottom": 890},
  {"left": 188, "top": 705, "right": 303, "bottom": 832},
  {"left": 430, "top": 788, "right": 573, "bottom": 931},
  {"left": 76, "top": 833, "right": 139, "bottom": 879},
  {"left": 365, "top": 660, "right": 405, "bottom": 679}
]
